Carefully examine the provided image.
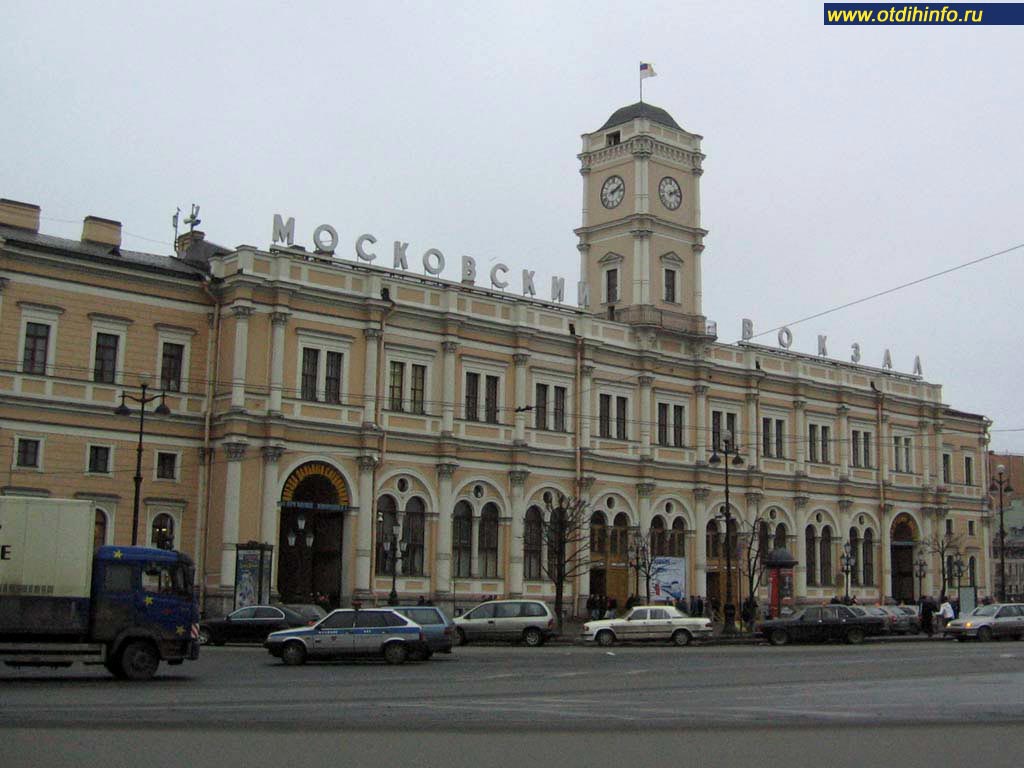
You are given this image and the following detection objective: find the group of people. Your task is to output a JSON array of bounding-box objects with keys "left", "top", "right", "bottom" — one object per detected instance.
[
  {"left": 586, "top": 595, "right": 619, "bottom": 620},
  {"left": 918, "top": 594, "right": 957, "bottom": 635}
]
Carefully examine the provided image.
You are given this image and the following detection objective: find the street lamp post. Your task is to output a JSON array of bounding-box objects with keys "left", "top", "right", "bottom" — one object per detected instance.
[
  {"left": 114, "top": 380, "right": 170, "bottom": 546},
  {"left": 989, "top": 465, "right": 1014, "bottom": 603},
  {"left": 914, "top": 556, "right": 928, "bottom": 601},
  {"left": 709, "top": 428, "right": 743, "bottom": 634},
  {"left": 379, "top": 517, "right": 406, "bottom": 606},
  {"left": 840, "top": 542, "right": 854, "bottom": 603},
  {"left": 953, "top": 550, "right": 965, "bottom": 599}
]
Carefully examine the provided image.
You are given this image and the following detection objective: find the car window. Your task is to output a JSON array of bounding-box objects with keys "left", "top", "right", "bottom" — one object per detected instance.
[
  {"left": 996, "top": 607, "right": 1016, "bottom": 618},
  {"left": 898, "top": 607, "right": 915, "bottom": 615},
  {"left": 630, "top": 609, "right": 648, "bottom": 621},
  {"left": 972, "top": 605, "right": 998, "bottom": 617},
  {"left": 284, "top": 604, "right": 327, "bottom": 621},
  {"left": 467, "top": 604, "right": 495, "bottom": 620},
  {"left": 381, "top": 612, "right": 407, "bottom": 627},
  {"left": 321, "top": 611, "right": 356, "bottom": 629},
  {"left": 803, "top": 608, "right": 821, "bottom": 621},
  {"left": 230, "top": 607, "right": 258, "bottom": 620},
  {"left": 400, "top": 608, "right": 443, "bottom": 625},
  {"left": 846, "top": 606, "right": 866, "bottom": 616},
  {"left": 494, "top": 603, "right": 521, "bottom": 618},
  {"left": 102, "top": 563, "right": 134, "bottom": 593},
  {"left": 254, "top": 607, "right": 283, "bottom": 619},
  {"left": 649, "top": 609, "right": 669, "bottom": 620},
  {"left": 356, "top": 612, "right": 388, "bottom": 628},
  {"left": 836, "top": 607, "right": 854, "bottom": 619},
  {"left": 521, "top": 602, "right": 547, "bottom": 617}
]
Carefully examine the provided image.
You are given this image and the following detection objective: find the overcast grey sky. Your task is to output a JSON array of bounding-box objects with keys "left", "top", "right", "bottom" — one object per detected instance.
[{"left": 2, "top": 1, "right": 1021, "bottom": 451}]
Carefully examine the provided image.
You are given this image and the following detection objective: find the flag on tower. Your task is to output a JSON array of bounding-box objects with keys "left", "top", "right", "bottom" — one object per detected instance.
[{"left": 640, "top": 62, "right": 657, "bottom": 79}]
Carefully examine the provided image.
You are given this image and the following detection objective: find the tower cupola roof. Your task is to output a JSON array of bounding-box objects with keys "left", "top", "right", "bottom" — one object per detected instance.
[{"left": 598, "top": 102, "right": 682, "bottom": 132}]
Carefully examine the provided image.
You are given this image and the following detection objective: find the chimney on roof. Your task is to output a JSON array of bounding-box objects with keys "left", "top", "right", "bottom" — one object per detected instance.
[
  {"left": 82, "top": 216, "right": 122, "bottom": 248},
  {"left": 175, "top": 229, "right": 205, "bottom": 256},
  {"left": 0, "top": 199, "right": 41, "bottom": 233}
]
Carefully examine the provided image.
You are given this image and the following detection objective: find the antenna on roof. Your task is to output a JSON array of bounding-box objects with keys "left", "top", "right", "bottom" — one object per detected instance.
[
  {"left": 184, "top": 204, "right": 201, "bottom": 233},
  {"left": 172, "top": 207, "right": 181, "bottom": 244}
]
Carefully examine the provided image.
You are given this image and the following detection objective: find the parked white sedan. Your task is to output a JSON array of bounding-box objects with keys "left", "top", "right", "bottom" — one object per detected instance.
[{"left": 580, "top": 605, "right": 713, "bottom": 647}]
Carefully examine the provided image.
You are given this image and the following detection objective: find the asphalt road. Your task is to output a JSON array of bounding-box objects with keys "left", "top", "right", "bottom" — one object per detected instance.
[{"left": 5, "top": 640, "right": 1024, "bottom": 767}]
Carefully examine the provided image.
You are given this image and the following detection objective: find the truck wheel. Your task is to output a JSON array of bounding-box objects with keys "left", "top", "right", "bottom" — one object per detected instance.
[
  {"left": 672, "top": 629, "right": 692, "bottom": 647},
  {"left": 119, "top": 641, "right": 160, "bottom": 681},
  {"left": 104, "top": 658, "right": 127, "bottom": 679},
  {"left": 596, "top": 630, "right": 615, "bottom": 647},
  {"left": 383, "top": 643, "right": 408, "bottom": 665},
  {"left": 281, "top": 642, "right": 307, "bottom": 666},
  {"left": 769, "top": 629, "right": 789, "bottom": 647}
]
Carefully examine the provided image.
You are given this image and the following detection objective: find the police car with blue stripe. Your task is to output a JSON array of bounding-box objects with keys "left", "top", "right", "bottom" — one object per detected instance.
[{"left": 264, "top": 607, "right": 428, "bottom": 665}]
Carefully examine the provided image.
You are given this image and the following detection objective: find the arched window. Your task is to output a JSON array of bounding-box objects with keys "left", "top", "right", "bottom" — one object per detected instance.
[
  {"left": 479, "top": 503, "right": 499, "bottom": 578},
  {"left": 452, "top": 501, "right": 472, "bottom": 578},
  {"left": 774, "top": 523, "right": 788, "bottom": 551},
  {"left": 805, "top": 526, "right": 818, "bottom": 586},
  {"left": 669, "top": 518, "right": 686, "bottom": 557},
  {"left": 820, "top": 525, "right": 833, "bottom": 586},
  {"left": 707, "top": 520, "right": 721, "bottom": 559},
  {"left": 376, "top": 495, "right": 398, "bottom": 576},
  {"left": 611, "top": 513, "right": 630, "bottom": 560},
  {"left": 151, "top": 513, "right": 174, "bottom": 550},
  {"left": 968, "top": 555, "right": 977, "bottom": 587},
  {"left": 849, "top": 527, "right": 860, "bottom": 587},
  {"left": 862, "top": 529, "right": 875, "bottom": 586},
  {"left": 547, "top": 505, "right": 567, "bottom": 578},
  {"left": 590, "top": 511, "right": 607, "bottom": 557},
  {"left": 94, "top": 508, "right": 108, "bottom": 550},
  {"left": 650, "top": 515, "right": 666, "bottom": 557},
  {"left": 402, "top": 496, "right": 425, "bottom": 576},
  {"left": 758, "top": 521, "right": 770, "bottom": 559},
  {"left": 524, "top": 506, "right": 543, "bottom": 580}
]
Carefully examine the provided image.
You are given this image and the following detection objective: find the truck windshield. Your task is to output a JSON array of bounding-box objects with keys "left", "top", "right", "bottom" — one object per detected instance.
[{"left": 142, "top": 562, "right": 192, "bottom": 599}]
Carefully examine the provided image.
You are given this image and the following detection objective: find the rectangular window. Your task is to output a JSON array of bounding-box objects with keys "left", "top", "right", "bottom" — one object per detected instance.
[
  {"left": 599, "top": 394, "right": 612, "bottom": 438},
  {"left": 88, "top": 445, "right": 110, "bottom": 474},
  {"left": 673, "top": 405, "right": 684, "bottom": 447},
  {"left": 16, "top": 438, "right": 40, "bottom": 468},
  {"left": 535, "top": 384, "right": 548, "bottom": 430},
  {"left": 808, "top": 424, "right": 819, "bottom": 462},
  {"left": 964, "top": 456, "right": 974, "bottom": 485},
  {"left": 762, "top": 417, "right": 772, "bottom": 457},
  {"left": 852, "top": 430, "right": 861, "bottom": 468},
  {"left": 93, "top": 332, "right": 119, "bottom": 384},
  {"left": 664, "top": 269, "right": 676, "bottom": 303},
  {"left": 903, "top": 437, "right": 912, "bottom": 473},
  {"left": 160, "top": 342, "right": 184, "bottom": 392},
  {"left": 606, "top": 269, "right": 619, "bottom": 303},
  {"left": 23, "top": 322, "right": 50, "bottom": 375},
  {"left": 410, "top": 364, "right": 426, "bottom": 414},
  {"left": 659, "top": 403, "right": 670, "bottom": 446},
  {"left": 615, "top": 396, "right": 628, "bottom": 440},
  {"left": 945, "top": 518, "right": 953, "bottom": 535},
  {"left": 969, "top": 520, "right": 975, "bottom": 536},
  {"left": 821, "top": 425, "right": 831, "bottom": 464},
  {"left": 554, "top": 386, "right": 567, "bottom": 432},
  {"left": 301, "top": 348, "right": 319, "bottom": 401},
  {"left": 775, "top": 419, "right": 785, "bottom": 459},
  {"left": 388, "top": 361, "right": 405, "bottom": 411},
  {"left": 942, "top": 453, "right": 951, "bottom": 484},
  {"left": 862, "top": 431, "right": 872, "bottom": 468},
  {"left": 325, "top": 351, "right": 343, "bottom": 404},
  {"left": 484, "top": 375, "right": 499, "bottom": 424},
  {"left": 465, "top": 372, "right": 479, "bottom": 421},
  {"left": 156, "top": 452, "right": 177, "bottom": 480}
]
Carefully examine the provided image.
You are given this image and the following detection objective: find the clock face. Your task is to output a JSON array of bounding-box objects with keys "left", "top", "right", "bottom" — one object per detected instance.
[
  {"left": 600, "top": 175, "right": 625, "bottom": 209},
  {"left": 659, "top": 176, "right": 682, "bottom": 210}
]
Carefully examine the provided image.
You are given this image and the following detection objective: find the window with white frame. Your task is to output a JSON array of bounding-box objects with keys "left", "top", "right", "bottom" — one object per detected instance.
[
  {"left": 893, "top": 435, "right": 913, "bottom": 473},
  {"left": 535, "top": 383, "right": 549, "bottom": 430},
  {"left": 964, "top": 455, "right": 974, "bottom": 485},
  {"left": 664, "top": 268, "right": 677, "bottom": 303},
  {"left": 599, "top": 253, "right": 624, "bottom": 305},
  {"left": 463, "top": 359, "right": 506, "bottom": 425},
  {"left": 384, "top": 348, "right": 433, "bottom": 415},
  {"left": 616, "top": 395, "right": 628, "bottom": 440},
  {"left": 155, "top": 325, "right": 195, "bottom": 394},
  {"left": 149, "top": 509, "right": 179, "bottom": 550},
  {"left": 296, "top": 330, "right": 350, "bottom": 405},
  {"left": 15, "top": 436, "right": 42, "bottom": 469},
  {"left": 17, "top": 302, "right": 62, "bottom": 376},
  {"left": 942, "top": 453, "right": 952, "bottom": 484},
  {"left": 658, "top": 399, "right": 686, "bottom": 447},
  {"left": 89, "top": 315, "right": 130, "bottom": 386},
  {"left": 762, "top": 415, "right": 786, "bottom": 458},
  {"left": 532, "top": 374, "right": 572, "bottom": 433},
  {"left": 599, "top": 394, "right": 612, "bottom": 438},
  {"left": 155, "top": 451, "right": 179, "bottom": 481},
  {"left": 553, "top": 386, "right": 567, "bottom": 432},
  {"left": 87, "top": 444, "right": 112, "bottom": 474},
  {"left": 808, "top": 421, "right": 832, "bottom": 463},
  {"left": 464, "top": 372, "right": 480, "bottom": 421},
  {"left": 711, "top": 409, "right": 739, "bottom": 452},
  {"left": 851, "top": 428, "right": 873, "bottom": 468},
  {"left": 660, "top": 253, "right": 682, "bottom": 305}
]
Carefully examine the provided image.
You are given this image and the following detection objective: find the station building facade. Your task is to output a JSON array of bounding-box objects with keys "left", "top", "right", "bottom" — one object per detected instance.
[{"left": 0, "top": 102, "right": 993, "bottom": 617}]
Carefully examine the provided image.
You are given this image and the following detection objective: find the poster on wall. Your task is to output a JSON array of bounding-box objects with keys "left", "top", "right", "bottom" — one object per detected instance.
[
  {"left": 651, "top": 557, "right": 687, "bottom": 602},
  {"left": 234, "top": 543, "right": 274, "bottom": 610}
]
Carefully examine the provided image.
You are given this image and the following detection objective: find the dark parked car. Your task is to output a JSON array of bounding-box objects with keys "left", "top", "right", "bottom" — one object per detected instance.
[
  {"left": 393, "top": 605, "right": 455, "bottom": 659},
  {"left": 199, "top": 605, "right": 312, "bottom": 646},
  {"left": 282, "top": 604, "right": 328, "bottom": 623},
  {"left": 758, "top": 605, "right": 887, "bottom": 645}
]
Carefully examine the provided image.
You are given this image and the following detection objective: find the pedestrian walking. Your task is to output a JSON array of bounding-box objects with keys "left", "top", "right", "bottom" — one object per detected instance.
[
  {"left": 920, "top": 595, "right": 936, "bottom": 636},
  {"left": 938, "top": 596, "right": 954, "bottom": 629}
]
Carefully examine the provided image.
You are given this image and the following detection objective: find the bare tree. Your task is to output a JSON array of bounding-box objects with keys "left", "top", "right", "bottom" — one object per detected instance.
[
  {"left": 627, "top": 527, "right": 670, "bottom": 606},
  {"left": 921, "top": 528, "right": 965, "bottom": 597},
  {"left": 737, "top": 516, "right": 770, "bottom": 611},
  {"left": 538, "top": 494, "right": 591, "bottom": 632}
]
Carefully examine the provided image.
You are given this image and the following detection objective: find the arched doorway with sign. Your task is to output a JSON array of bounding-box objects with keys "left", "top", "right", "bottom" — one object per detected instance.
[
  {"left": 890, "top": 513, "right": 918, "bottom": 604},
  {"left": 278, "top": 461, "right": 351, "bottom": 607}
]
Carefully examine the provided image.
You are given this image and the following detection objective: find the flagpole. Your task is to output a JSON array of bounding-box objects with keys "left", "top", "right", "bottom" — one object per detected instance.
[{"left": 640, "top": 63, "right": 643, "bottom": 103}]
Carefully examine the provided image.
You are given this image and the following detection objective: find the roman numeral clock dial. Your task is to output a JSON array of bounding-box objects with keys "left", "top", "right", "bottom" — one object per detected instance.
[
  {"left": 600, "top": 175, "right": 625, "bottom": 209},
  {"left": 659, "top": 176, "right": 682, "bottom": 210}
]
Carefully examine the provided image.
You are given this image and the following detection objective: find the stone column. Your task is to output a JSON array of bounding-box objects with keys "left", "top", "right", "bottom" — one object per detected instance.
[
  {"left": 693, "top": 487, "right": 709, "bottom": 597},
  {"left": 692, "top": 243, "right": 705, "bottom": 317},
  {"left": 230, "top": 306, "right": 252, "bottom": 409},
  {"left": 220, "top": 442, "right": 248, "bottom": 587},
  {"left": 260, "top": 446, "right": 284, "bottom": 545},
  {"left": 354, "top": 456, "right": 377, "bottom": 595},
  {"left": 580, "top": 364, "right": 594, "bottom": 449},
  {"left": 508, "top": 469, "right": 529, "bottom": 597},
  {"left": 879, "top": 503, "right": 893, "bottom": 600},
  {"left": 441, "top": 341, "right": 458, "bottom": 434},
  {"left": 637, "top": 482, "right": 655, "bottom": 530},
  {"left": 745, "top": 393, "right": 759, "bottom": 469},
  {"left": 694, "top": 385, "right": 709, "bottom": 465},
  {"left": 794, "top": 495, "right": 809, "bottom": 597},
  {"left": 880, "top": 414, "right": 892, "bottom": 483},
  {"left": 435, "top": 463, "right": 457, "bottom": 595},
  {"left": 639, "top": 375, "right": 654, "bottom": 458},
  {"left": 934, "top": 420, "right": 945, "bottom": 485},
  {"left": 837, "top": 405, "right": 850, "bottom": 479},
  {"left": 513, "top": 353, "right": 530, "bottom": 445},
  {"left": 268, "top": 311, "right": 289, "bottom": 414},
  {"left": 362, "top": 329, "right": 381, "bottom": 427},
  {"left": 470, "top": 506, "right": 481, "bottom": 578},
  {"left": 919, "top": 419, "right": 932, "bottom": 485},
  {"left": 794, "top": 400, "right": 807, "bottom": 474}
]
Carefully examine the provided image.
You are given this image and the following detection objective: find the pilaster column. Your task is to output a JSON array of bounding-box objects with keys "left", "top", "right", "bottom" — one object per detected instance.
[
  {"left": 220, "top": 442, "right": 249, "bottom": 587},
  {"left": 508, "top": 469, "right": 530, "bottom": 596},
  {"left": 880, "top": 503, "right": 893, "bottom": 600},
  {"left": 470, "top": 506, "right": 481, "bottom": 578},
  {"left": 230, "top": 306, "right": 252, "bottom": 409},
  {"left": 441, "top": 341, "right": 458, "bottom": 434},
  {"left": 513, "top": 353, "right": 530, "bottom": 445},
  {"left": 693, "top": 487, "right": 709, "bottom": 595},
  {"left": 260, "top": 446, "right": 285, "bottom": 546},
  {"left": 692, "top": 243, "right": 705, "bottom": 316},
  {"left": 794, "top": 495, "right": 809, "bottom": 596},
  {"left": 837, "top": 405, "right": 850, "bottom": 478},
  {"left": 934, "top": 420, "right": 945, "bottom": 486},
  {"left": 580, "top": 364, "right": 594, "bottom": 449},
  {"left": 435, "top": 463, "right": 457, "bottom": 594},
  {"left": 882, "top": 414, "right": 892, "bottom": 483},
  {"left": 794, "top": 400, "right": 807, "bottom": 474},
  {"left": 694, "top": 385, "right": 709, "bottom": 465},
  {"left": 268, "top": 311, "right": 289, "bottom": 414},
  {"left": 362, "top": 329, "right": 381, "bottom": 427},
  {"left": 745, "top": 393, "right": 759, "bottom": 469},
  {"left": 637, "top": 482, "right": 655, "bottom": 530},
  {"left": 355, "top": 456, "right": 377, "bottom": 594},
  {"left": 919, "top": 419, "right": 932, "bottom": 485},
  {"left": 639, "top": 375, "right": 654, "bottom": 458}
]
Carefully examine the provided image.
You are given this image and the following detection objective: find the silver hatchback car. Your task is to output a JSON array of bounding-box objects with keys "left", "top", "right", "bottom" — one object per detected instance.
[{"left": 453, "top": 599, "right": 557, "bottom": 646}]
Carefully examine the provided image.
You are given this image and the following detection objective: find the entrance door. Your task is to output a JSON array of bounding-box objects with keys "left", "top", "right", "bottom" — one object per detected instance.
[
  {"left": 891, "top": 546, "right": 914, "bottom": 604},
  {"left": 706, "top": 572, "right": 721, "bottom": 616}
]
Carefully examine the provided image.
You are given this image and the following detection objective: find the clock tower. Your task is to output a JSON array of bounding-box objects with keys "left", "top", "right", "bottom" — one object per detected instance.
[{"left": 576, "top": 102, "right": 710, "bottom": 338}]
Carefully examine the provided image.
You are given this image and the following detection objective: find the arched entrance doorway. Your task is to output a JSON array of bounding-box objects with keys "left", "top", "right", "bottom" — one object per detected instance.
[
  {"left": 278, "top": 462, "right": 351, "bottom": 606},
  {"left": 890, "top": 513, "right": 918, "bottom": 603}
]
